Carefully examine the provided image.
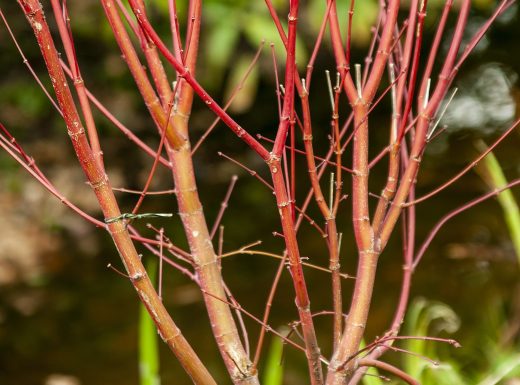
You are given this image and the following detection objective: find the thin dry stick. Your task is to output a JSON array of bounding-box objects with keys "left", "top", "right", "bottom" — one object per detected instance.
[{"left": 220, "top": 248, "right": 353, "bottom": 279}]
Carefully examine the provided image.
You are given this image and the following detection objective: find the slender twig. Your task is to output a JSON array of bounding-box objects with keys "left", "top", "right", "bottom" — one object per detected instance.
[
  {"left": 358, "top": 359, "right": 419, "bottom": 385},
  {"left": 127, "top": 0, "right": 270, "bottom": 160},
  {"left": 210, "top": 175, "right": 238, "bottom": 239},
  {"left": 406, "top": 117, "right": 519, "bottom": 207},
  {"left": 414, "top": 179, "right": 520, "bottom": 270},
  {"left": 192, "top": 41, "right": 265, "bottom": 154}
]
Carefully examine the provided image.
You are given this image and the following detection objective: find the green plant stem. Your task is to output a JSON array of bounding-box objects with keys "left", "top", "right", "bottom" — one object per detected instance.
[{"left": 139, "top": 257, "right": 160, "bottom": 385}]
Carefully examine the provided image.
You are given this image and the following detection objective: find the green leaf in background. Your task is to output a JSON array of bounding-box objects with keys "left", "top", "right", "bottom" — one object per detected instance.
[
  {"left": 262, "top": 329, "right": 287, "bottom": 385},
  {"left": 203, "top": 9, "right": 241, "bottom": 89},
  {"left": 139, "top": 257, "right": 160, "bottom": 385},
  {"left": 359, "top": 339, "right": 384, "bottom": 385},
  {"left": 423, "top": 362, "right": 467, "bottom": 385},
  {"left": 403, "top": 298, "right": 520, "bottom": 385},
  {"left": 206, "top": 17, "right": 241, "bottom": 70},
  {"left": 306, "top": 0, "right": 378, "bottom": 47},
  {"left": 224, "top": 53, "right": 260, "bottom": 114},
  {"left": 478, "top": 352, "right": 520, "bottom": 385},
  {"left": 243, "top": 12, "right": 308, "bottom": 70},
  {"left": 474, "top": 140, "right": 520, "bottom": 264},
  {"left": 361, "top": 367, "right": 385, "bottom": 385},
  {"left": 404, "top": 298, "right": 461, "bottom": 383}
]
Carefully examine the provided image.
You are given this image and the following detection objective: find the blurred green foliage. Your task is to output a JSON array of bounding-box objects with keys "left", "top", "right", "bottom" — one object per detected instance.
[{"left": 399, "top": 298, "right": 520, "bottom": 385}]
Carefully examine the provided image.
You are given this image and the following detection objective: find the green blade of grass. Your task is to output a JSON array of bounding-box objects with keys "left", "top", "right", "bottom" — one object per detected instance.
[
  {"left": 475, "top": 140, "right": 520, "bottom": 264},
  {"left": 262, "top": 329, "right": 287, "bottom": 385},
  {"left": 139, "top": 257, "right": 160, "bottom": 385},
  {"left": 478, "top": 353, "right": 520, "bottom": 385},
  {"left": 359, "top": 339, "right": 384, "bottom": 385}
]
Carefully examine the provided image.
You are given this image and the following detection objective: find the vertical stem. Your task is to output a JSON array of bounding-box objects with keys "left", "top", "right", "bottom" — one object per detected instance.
[
  {"left": 300, "top": 91, "right": 342, "bottom": 350},
  {"left": 266, "top": 2, "right": 324, "bottom": 380},
  {"left": 349, "top": 153, "right": 416, "bottom": 385},
  {"left": 125, "top": 1, "right": 258, "bottom": 383},
  {"left": 372, "top": 63, "right": 398, "bottom": 234},
  {"left": 18, "top": 2, "right": 215, "bottom": 384},
  {"left": 350, "top": 104, "right": 373, "bottom": 253},
  {"left": 49, "top": 0, "right": 104, "bottom": 170},
  {"left": 327, "top": 219, "right": 342, "bottom": 350},
  {"left": 326, "top": 2, "right": 399, "bottom": 383},
  {"left": 101, "top": 0, "right": 186, "bottom": 149},
  {"left": 379, "top": 0, "right": 471, "bottom": 249},
  {"left": 141, "top": 34, "right": 173, "bottom": 109},
  {"left": 128, "top": 1, "right": 270, "bottom": 160},
  {"left": 269, "top": 157, "right": 324, "bottom": 385},
  {"left": 326, "top": 104, "right": 379, "bottom": 384},
  {"left": 273, "top": 0, "right": 298, "bottom": 156},
  {"left": 169, "top": 145, "right": 258, "bottom": 385},
  {"left": 253, "top": 254, "right": 287, "bottom": 369}
]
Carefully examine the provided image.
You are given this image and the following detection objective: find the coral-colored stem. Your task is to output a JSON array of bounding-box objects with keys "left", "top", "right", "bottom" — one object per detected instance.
[
  {"left": 101, "top": 0, "right": 185, "bottom": 149},
  {"left": 18, "top": 2, "right": 215, "bottom": 384},
  {"left": 127, "top": 0, "right": 270, "bottom": 160},
  {"left": 379, "top": 0, "right": 471, "bottom": 249},
  {"left": 269, "top": 157, "right": 324, "bottom": 385}
]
